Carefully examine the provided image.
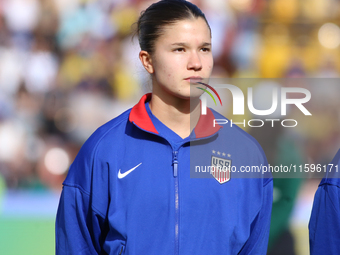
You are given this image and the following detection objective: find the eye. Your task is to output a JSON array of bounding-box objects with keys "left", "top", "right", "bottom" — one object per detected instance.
[
  {"left": 174, "top": 48, "right": 185, "bottom": 52},
  {"left": 201, "top": 47, "right": 211, "bottom": 52}
]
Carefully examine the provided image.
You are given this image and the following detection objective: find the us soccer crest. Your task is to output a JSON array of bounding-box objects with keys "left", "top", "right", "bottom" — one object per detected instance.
[{"left": 211, "top": 156, "right": 231, "bottom": 184}]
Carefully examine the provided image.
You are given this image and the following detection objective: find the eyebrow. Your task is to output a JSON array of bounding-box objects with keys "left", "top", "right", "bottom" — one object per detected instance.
[{"left": 170, "top": 42, "right": 211, "bottom": 47}]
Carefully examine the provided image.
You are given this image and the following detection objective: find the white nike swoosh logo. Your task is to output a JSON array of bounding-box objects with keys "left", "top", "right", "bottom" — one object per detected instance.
[{"left": 118, "top": 163, "right": 142, "bottom": 179}]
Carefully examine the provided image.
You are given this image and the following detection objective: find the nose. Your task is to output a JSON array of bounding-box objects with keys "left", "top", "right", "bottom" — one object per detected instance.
[{"left": 187, "top": 51, "right": 202, "bottom": 71}]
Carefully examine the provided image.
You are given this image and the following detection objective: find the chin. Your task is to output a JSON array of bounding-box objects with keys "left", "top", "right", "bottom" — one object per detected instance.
[{"left": 188, "top": 88, "right": 205, "bottom": 99}]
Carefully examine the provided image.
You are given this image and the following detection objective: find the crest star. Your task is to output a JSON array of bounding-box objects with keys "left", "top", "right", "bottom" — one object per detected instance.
[
  {"left": 227, "top": 154, "right": 231, "bottom": 157},
  {"left": 217, "top": 151, "right": 221, "bottom": 155},
  {"left": 222, "top": 152, "right": 226, "bottom": 156},
  {"left": 212, "top": 150, "right": 216, "bottom": 154}
]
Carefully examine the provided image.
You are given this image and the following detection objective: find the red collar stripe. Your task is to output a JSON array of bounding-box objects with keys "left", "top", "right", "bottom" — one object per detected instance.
[
  {"left": 129, "top": 94, "right": 221, "bottom": 137},
  {"left": 194, "top": 107, "right": 222, "bottom": 138},
  {"left": 129, "top": 93, "right": 159, "bottom": 134}
]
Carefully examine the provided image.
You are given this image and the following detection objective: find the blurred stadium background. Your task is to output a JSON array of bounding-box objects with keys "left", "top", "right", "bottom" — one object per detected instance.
[{"left": 0, "top": 0, "right": 339, "bottom": 254}]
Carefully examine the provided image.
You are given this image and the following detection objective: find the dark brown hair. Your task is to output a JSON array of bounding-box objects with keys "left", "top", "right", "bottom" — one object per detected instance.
[{"left": 136, "top": 0, "right": 211, "bottom": 54}]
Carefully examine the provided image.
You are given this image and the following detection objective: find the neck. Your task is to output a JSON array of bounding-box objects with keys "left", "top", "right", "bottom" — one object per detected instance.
[{"left": 149, "top": 93, "right": 201, "bottom": 139}]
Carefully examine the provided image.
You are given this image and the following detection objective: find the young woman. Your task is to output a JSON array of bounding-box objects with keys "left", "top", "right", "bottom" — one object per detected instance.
[{"left": 56, "top": 1, "right": 273, "bottom": 254}]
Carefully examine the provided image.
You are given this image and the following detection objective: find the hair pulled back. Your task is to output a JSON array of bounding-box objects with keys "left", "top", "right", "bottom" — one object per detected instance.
[{"left": 136, "top": 0, "right": 210, "bottom": 54}]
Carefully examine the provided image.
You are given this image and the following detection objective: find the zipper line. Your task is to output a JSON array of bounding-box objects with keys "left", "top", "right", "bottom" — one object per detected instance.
[
  {"left": 174, "top": 173, "right": 179, "bottom": 255},
  {"left": 131, "top": 116, "right": 219, "bottom": 255},
  {"left": 173, "top": 149, "right": 180, "bottom": 255}
]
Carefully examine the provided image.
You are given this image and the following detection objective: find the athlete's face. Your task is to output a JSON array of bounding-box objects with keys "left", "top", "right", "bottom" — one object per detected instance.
[{"left": 140, "top": 18, "right": 213, "bottom": 100}]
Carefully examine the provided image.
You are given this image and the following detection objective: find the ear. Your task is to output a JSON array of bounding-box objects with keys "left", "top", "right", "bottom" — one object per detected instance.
[{"left": 139, "top": 50, "right": 154, "bottom": 74}]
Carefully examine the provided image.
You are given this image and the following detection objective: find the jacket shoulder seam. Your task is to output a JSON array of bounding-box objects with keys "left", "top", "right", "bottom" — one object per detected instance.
[{"left": 62, "top": 183, "right": 107, "bottom": 218}]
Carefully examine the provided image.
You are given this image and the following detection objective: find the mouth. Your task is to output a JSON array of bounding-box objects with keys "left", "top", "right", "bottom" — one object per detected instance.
[{"left": 185, "top": 76, "right": 203, "bottom": 83}]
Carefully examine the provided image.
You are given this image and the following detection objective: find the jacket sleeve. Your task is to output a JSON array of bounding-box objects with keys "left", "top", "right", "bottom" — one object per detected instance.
[
  {"left": 55, "top": 131, "right": 111, "bottom": 255},
  {"left": 309, "top": 149, "right": 340, "bottom": 255},
  {"left": 309, "top": 183, "right": 340, "bottom": 255},
  {"left": 56, "top": 185, "right": 107, "bottom": 255},
  {"left": 239, "top": 178, "right": 273, "bottom": 255}
]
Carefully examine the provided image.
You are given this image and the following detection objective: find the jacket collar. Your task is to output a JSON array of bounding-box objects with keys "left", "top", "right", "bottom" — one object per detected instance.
[{"left": 129, "top": 93, "right": 221, "bottom": 138}]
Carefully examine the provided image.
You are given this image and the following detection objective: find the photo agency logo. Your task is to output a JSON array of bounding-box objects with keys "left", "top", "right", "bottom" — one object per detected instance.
[
  {"left": 198, "top": 82, "right": 312, "bottom": 128},
  {"left": 196, "top": 82, "right": 223, "bottom": 106}
]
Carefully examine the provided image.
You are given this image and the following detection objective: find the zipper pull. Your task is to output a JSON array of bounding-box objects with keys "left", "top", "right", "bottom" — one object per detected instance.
[{"left": 173, "top": 151, "right": 178, "bottom": 177}]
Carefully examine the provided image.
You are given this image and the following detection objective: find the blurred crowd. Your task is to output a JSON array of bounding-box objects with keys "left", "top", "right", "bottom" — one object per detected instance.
[{"left": 0, "top": 0, "right": 339, "bottom": 193}]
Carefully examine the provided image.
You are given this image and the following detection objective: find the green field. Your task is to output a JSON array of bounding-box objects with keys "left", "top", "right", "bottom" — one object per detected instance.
[{"left": 0, "top": 217, "right": 55, "bottom": 255}]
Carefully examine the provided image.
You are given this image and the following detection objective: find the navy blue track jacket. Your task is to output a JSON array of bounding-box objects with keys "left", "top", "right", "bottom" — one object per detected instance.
[{"left": 56, "top": 93, "right": 273, "bottom": 254}]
